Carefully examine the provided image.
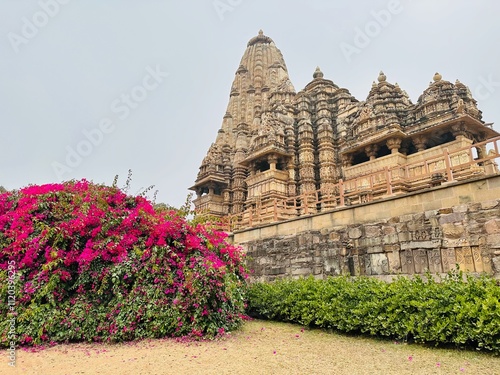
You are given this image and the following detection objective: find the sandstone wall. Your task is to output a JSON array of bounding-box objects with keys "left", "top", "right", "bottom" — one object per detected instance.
[{"left": 232, "top": 175, "right": 500, "bottom": 281}]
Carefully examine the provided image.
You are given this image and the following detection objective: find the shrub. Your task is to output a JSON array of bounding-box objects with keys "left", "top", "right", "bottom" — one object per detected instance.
[
  {"left": 0, "top": 180, "right": 247, "bottom": 346},
  {"left": 247, "top": 273, "right": 500, "bottom": 353}
]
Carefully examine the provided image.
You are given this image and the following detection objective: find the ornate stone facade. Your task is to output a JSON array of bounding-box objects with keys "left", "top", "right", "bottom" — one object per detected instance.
[{"left": 191, "top": 31, "right": 499, "bottom": 226}]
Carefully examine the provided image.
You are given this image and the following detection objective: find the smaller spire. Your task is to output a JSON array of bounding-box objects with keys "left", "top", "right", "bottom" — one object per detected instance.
[
  {"left": 378, "top": 71, "right": 387, "bottom": 83},
  {"left": 372, "top": 81, "right": 377, "bottom": 88},
  {"left": 313, "top": 66, "right": 324, "bottom": 79},
  {"left": 433, "top": 72, "right": 442, "bottom": 82},
  {"left": 258, "top": 29, "right": 264, "bottom": 35}
]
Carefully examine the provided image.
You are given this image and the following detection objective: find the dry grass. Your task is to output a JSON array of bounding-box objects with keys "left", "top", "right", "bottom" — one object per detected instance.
[{"left": 2, "top": 320, "right": 499, "bottom": 375}]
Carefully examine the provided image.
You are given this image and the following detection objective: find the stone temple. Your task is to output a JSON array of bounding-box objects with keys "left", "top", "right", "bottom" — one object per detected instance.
[{"left": 190, "top": 30, "right": 499, "bottom": 229}]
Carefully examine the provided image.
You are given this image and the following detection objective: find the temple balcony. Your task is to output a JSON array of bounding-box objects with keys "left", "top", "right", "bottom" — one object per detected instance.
[{"left": 192, "top": 193, "right": 225, "bottom": 216}]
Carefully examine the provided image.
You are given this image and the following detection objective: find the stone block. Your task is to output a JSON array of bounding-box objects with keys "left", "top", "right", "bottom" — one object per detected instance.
[
  {"left": 401, "top": 240, "right": 440, "bottom": 250},
  {"left": 382, "top": 226, "right": 396, "bottom": 235},
  {"left": 413, "top": 249, "right": 429, "bottom": 273},
  {"left": 386, "top": 251, "right": 402, "bottom": 273},
  {"left": 368, "top": 253, "right": 388, "bottom": 275},
  {"left": 383, "top": 244, "right": 400, "bottom": 252},
  {"left": 329, "top": 231, "right": 341, "bottom": 241},
  {"left": 487, "top": 234, "right": 500, "bottom": 248},
  {"left": 382, "top": 234, "right": 399, "bottom": 244},
  {"left": 439, "top": 212, "right": 465, "bottom": 224},
  {"left": 442, "top": 223, "right": 465, "bottom": 238},
  {"left": 398, "top": 231, "right": 412, "bottom": 242},
  {"left": 481, "top": 200, "right": 499, "bottom": 210},
  {"left": 468, "top": 203, "right": 482, "bottom": 212},
  {"left": 348, "top": 227, "right": 363, "bottom": 239},
  {"left": 387, "top": 216, "right": 400, "bottom": 224},
  {"left": 427, "top": 249, "right": 443, "bottom": 273},
  {"left": 400, "top": 214, "right": 414, "bottom": 222},
  {"left": 400, "top": 249, "right": 414, "bottom": 274},
  {"left": 424, "top": 210, "right": 438, "bottom": 220},
  {"left": 443, "top": 238, "right": 469, "bottom": 247},
  {"left": 367, "top": 246, "right": 384, "bottom": 254},
  {"left": 438, "top": 207, "right": 453, "bottom": 214},
  {"left": 453, "top": 204, "right": 469, "bottom": 213},
  {"left": 359, "top": 237, "right": 382, "bottom": 247},
  {"left": 441, "top": 248, "right": 457, "bottom": 272},
  {"left": 485, "top": 219, "right": 500, "bottom": 234},
  {"left": 365, "top": 225, "right": 381, "bottom": 237},
  {"left": 291, "top": 267, "right": 313, "bottom": 276},
  {"left": 456, "top": 247, "right": 475, "bottom": 272},
  {"left": 492, "top": 257, "right": 500, "bottom": 274}
]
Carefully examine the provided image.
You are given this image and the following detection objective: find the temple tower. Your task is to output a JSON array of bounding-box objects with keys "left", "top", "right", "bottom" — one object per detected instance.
[{"left": 190, "top": 31, "right": 296, "bottom": 216}]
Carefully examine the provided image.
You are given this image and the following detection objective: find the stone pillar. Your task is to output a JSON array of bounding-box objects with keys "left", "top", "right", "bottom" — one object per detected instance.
[
  {"left": 412, "top": 135, "right": 427, "bottom": 152},
  {"left": 386, "top": 137, "right": 402, "bottom": 154},
  {"left": 451, "top": 122, "right": 468, "bottom": 139},
  {"left": 341, "top": 154, "right": 353, "bottom": 168},
  {"left": 365, "top": 145, "right": 379, "bottom": 160},
  {"left": 297, "top": 118, "right": 316, "bottom": 193},
  {"left": 268, "top": 154, "right": 278, "bottom": 170}
]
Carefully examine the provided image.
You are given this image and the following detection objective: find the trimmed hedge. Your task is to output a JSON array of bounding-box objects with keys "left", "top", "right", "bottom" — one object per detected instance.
[{"left": 247, "top": 273, "right": 500, "bottom": 353}]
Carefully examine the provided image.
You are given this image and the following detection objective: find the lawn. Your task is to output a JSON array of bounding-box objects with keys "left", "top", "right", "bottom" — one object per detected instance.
[{"left": 2, "top": 320, "right": 499, "bottom": 375}]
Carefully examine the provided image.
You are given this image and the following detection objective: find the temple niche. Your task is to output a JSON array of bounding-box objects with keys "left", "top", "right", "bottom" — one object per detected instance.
[{"left": 190, "top": 31, "right": 500, "bottom": 227}]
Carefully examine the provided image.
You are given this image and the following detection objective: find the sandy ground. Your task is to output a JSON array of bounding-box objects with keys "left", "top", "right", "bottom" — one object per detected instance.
[{"left": 1, "top": 320, "right": 499, "bottom": 375}]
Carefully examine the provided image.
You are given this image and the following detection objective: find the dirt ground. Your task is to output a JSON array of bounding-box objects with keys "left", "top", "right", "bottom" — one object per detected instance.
[{"left": 1, "top": 320, "right": 499, "bottom": 375}]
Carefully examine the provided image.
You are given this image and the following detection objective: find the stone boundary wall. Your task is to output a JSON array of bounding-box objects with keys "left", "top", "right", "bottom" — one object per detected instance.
[{"left": 231, "top": 175, "right": 500, "bottom": 282}]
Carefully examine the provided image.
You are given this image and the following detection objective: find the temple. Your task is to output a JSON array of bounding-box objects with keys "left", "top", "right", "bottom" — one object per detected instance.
[{"left": 190, "top": 30, "right": 500, "bottom": 229}]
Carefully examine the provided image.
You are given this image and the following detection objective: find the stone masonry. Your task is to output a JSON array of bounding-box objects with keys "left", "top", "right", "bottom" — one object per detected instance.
[{"left": 237, "top": 176, "right": 500, "bottom": 281}]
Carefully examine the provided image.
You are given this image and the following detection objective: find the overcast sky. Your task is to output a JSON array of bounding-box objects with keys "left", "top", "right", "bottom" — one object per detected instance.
[{"left": 1, "top": 0, "right": 499, "bottom": 207}]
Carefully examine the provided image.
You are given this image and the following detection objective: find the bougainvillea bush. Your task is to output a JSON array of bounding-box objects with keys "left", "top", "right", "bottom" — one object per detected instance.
[{"left": 0, "top": 180, "right": 247, "bottom": 346}]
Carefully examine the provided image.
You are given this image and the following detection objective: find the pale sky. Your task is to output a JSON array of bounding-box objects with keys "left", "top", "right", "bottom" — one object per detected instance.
[{"left": 1, "top": 0, "right": 499, "bottom": 207}]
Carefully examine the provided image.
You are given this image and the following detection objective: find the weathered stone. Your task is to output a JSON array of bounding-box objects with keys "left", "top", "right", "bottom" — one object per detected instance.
[
  {"left": 369, "top": 253, "right": 388, "bottom": 275},
  {"left": 485, "top": 219, "right": 500, "bottom": 234},
  {"left": 400, "top": 214, "right": 414, "bottom": 222},
  {"left": 481, "top": 200, "right": 499, "bottom": 210},
  {"left": 487, "top": 234, "right": 500, "bottom": 248},
  {"left": 401, "top": 240, "right": 440, "bottom": 250},
  {"left": 398, "top": 231, "right": 412, "bottom": 242},
  {"left": 329, "top": 231, "right": 341, "bottom": 241},
  {"left": 424, "top": 210, "right": 438, "bottom": 219},
  {"left": 438, "top": 208, "right": 453, "bottom": 214},
  {"left": 387, "top": 216, "right": 400, "bottom": 224},
  {"left": 427, "top": 249, "right": 443, "bottom": 273},
  {"left": 382, "top": 226, "right": 396, "bottom": 235},
  {"left": 441, "top": 248, "right": 457, "bottom": 272},
  {"left": 439, "top": 212, "right": 465, "bottom": 224},
  {"left": 413, "top": 249, "right": 429, "bottom": 273},
  {"left": 291, "top": 267, "right": 313, "bottom": 275},
  {"left": 453, "top": 204, "right": 469, "bottom": 213},
  {"left": 442, "top": 223, "right": 465, "bottom": 238},
  {"left": 348, "top": 227, "right": 363, "bottom": 239},
  {"left": 386, "top": 251, "right": 402, "bottom": 273},
  {"left": 382, "top": 234, "right": 399, "bottom": 244},
  {"left": 492, "top": 257, "right": 500, "bottom": 273},
  {"left": 365, "top": 225, "right": 381, "bottom": 237},
  {"left": 367, "top": 246, "right": 384, "bottom": 254},
  {"left": 238, "top": 184, "right": 500, "bottom": 282},
  {"left": 359, "top": 237, "right": 382, "bottom": 247}
]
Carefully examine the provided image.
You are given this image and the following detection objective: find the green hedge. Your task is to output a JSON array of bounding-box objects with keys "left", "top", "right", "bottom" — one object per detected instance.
[{"left": 247, "top": 272, "right": 500, "bottom": 353}]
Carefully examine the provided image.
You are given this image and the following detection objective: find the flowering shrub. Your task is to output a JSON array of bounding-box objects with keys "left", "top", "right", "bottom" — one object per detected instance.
[{"left": 0, "top": 180, "right": 247, "bottom": 346}]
